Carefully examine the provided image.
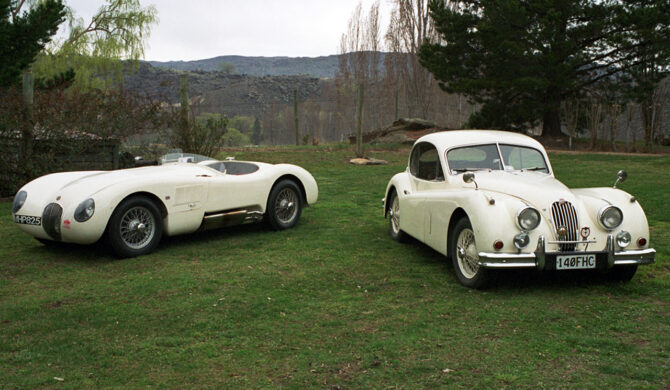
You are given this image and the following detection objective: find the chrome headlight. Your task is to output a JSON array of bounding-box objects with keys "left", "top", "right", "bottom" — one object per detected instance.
[
  {"left": 74, "top": 198, "right": 95, "bottom": 222},
  {"left": 516, "top": 207, "right": 541, "bottom": 231},
  {"left": 12, "top": 191, "right": 27, "bottom": 213},
  {"left": 598, "top": 206, "right": 623, "bottom": 230}
]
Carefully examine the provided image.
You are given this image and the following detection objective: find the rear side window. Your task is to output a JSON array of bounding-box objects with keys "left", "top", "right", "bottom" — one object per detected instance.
[{"left": 410, "top": 142, "right": 444, "bottom": 181}]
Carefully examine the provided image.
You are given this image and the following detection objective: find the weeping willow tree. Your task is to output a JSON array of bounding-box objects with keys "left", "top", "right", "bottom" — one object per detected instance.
[{"left": 25, "top": 0, "right": 158, "bottom": 89}]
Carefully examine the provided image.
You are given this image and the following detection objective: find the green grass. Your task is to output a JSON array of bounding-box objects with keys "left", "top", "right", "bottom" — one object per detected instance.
[{"left": 1, "top": 145, "right": 668, "bottom": 388}]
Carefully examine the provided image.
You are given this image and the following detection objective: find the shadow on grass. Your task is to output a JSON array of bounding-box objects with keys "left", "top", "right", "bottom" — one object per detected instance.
[
  {"left": 30, "top": 239, "right": 117, "bottom": 264},
  {"left": 488, "top": 268, "right": 639, "bottom": 291}
]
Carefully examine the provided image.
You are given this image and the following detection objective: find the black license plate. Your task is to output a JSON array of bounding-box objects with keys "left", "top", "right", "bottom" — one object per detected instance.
[{"left": 14, "top": 215, "right": 42, "bottom": 226}]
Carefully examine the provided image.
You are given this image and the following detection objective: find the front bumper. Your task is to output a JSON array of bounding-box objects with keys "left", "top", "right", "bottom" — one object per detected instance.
[{"left": 478, "top": 235, "right": 656, "bottom": 270}]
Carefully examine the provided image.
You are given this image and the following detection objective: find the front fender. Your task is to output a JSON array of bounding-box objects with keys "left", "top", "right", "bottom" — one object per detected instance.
[{"left": 383, "top": 172, "right": 412, "bottom": 217}]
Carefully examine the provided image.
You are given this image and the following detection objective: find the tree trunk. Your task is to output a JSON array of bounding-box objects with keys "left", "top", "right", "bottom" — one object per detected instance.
[
  {"left": 542, "top": 104, "right": 563, "bottom": 138},
  {"left": 640, "top": 101, "right": 653, "bottom": 153},
  {"left": 178, "top": 75, "right": 190, "bottom": 150},
  {"left": 21, "top": 71, "right": 34, "bottom": 181}
]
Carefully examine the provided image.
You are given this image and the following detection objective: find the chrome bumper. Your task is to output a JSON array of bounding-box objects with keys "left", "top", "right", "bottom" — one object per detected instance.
[{"left": 478, "top": 235, "right": 656, "bottom": 270}]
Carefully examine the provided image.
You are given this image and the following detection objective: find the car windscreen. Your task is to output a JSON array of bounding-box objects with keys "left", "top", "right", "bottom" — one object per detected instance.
[
  {"left": 446, "top": 144, "right": 503, "bottom": 173},
  {"left": 499, "top": 145, "right": 549, "bottom": 173}
]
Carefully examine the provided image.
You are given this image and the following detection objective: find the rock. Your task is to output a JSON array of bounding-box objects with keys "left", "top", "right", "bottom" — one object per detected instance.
[{"left": 349, "top": 158, "right": 388, "bottom": 165}]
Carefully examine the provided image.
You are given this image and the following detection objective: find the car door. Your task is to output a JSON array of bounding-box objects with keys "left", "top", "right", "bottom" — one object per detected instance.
[
  {"left": 402, "top": 142, "right": 445, "bottom": 242},
  {"left": 203, "top": 162, "right": 267, "bottom": 213}
]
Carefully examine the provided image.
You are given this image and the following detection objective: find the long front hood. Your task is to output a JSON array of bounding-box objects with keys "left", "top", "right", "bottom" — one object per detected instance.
[
  {"left": 473, "top": 171, "right": 577, "bottom": 208},
  {"left": 19, "top": 164, "right": 211, "bottom": 206}
]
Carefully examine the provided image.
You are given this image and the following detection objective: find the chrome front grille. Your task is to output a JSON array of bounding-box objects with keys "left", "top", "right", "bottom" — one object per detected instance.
[
  {"left": 551, "top": 201, "right": 579, "bottom": 251},
  {"left": 42, "top": 203, "right": 63, "bottom": 240}
]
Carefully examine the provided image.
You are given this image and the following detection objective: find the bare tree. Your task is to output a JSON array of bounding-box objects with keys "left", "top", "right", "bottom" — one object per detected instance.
[
  {"left": 384, "top": 0, "right": 442, "bottom": 118},
  {"left": 337, "top": 1, "right": 383, "bottom": 135}
]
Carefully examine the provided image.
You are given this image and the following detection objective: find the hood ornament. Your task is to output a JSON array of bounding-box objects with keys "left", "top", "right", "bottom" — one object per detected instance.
[{"left": 557, "top": 226, "right": 568, "bottom": 238}]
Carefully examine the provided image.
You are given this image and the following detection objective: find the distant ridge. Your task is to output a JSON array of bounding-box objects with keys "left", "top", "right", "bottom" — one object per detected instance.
[{"left": 148, "top": 53, "right": 390, "bottom": 78}]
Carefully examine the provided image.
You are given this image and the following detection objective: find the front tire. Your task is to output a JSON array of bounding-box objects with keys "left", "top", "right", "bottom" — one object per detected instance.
[
  {"left": 388, "top": 190, "right": 409, "bottom": 242},
  {"left": 266, "top": 180, "right": 303, "bottom": 230},
  {"left": 450, "top": 217, "right": 489, "bottom": 289},
  {"left": 107, "top": 196, "right": 163, "bottom": 258}
]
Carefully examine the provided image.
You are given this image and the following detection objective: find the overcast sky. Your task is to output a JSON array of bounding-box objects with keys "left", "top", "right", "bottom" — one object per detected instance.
[{"left": 63, "top": 0, "right": 392, "bottom": 61}]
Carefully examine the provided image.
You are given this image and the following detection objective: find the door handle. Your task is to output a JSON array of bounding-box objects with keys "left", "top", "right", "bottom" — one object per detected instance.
[{"left": 404, "top": 190, "right": 410, "bottom": 195}]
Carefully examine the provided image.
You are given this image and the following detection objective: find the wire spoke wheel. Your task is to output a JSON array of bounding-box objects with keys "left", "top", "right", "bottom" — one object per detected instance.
[
  {"left": 119, "top": 206, "right": 156, "bottom": 250},
  {"left": 456, "top": 227, "right": 479, "bottom": 279},
  {"left": 390, "top": 195, "right": 400, "bottom": 234},
  {"left": 274, "top": 188, "right": 299, "bottom": 224}
]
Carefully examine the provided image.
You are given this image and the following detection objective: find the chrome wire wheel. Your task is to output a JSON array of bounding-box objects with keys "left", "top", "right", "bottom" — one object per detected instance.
[
  {"left": 456, "top": 227, "right": 479, "bottom": 279},
  {"left": 390, "top": 194, "right": 400, "bottom": 234},
  {"left": 119, "top": 206, "right": 156, "bottom": 250},
  {"left": 274, "top": 187, "right": 299, "bottom": 224}
]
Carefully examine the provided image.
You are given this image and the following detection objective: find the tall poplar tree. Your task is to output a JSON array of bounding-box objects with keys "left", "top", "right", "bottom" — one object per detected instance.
[{"left": 419, "top": 0, "right": 670, "bottom": 137}]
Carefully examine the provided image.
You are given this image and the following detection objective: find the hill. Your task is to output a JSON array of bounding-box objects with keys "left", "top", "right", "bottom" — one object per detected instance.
[{"left": 148, "top": 53, "right": 390, "bottom": 78}]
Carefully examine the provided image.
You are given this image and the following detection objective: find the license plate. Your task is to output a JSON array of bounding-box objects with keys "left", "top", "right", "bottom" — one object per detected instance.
[
  {"left": 14, "top": 215, "right": 42, "bottom": 226},
  {"left": 556, "top": 254, "right": 596, "bottom": 270}
]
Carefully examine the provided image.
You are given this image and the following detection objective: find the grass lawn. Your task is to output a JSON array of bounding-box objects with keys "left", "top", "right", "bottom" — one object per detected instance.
[{"left": 0, "top": 144, "right": 668, "bottom": 388}]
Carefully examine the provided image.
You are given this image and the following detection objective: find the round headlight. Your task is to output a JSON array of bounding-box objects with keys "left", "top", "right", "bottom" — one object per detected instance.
[
  {"left": 599, "top": 206, "right": 623, "bottom": 230},
  {"left": 513, "top": 232, "right": 530, "bottom": 249},
  {"left": 517, "top": 207, "right": 541, "bottom": 231},
  {"left": 74, "top": 198, "right": 95, "bottom": 222},
  {"left": 12, "top": 191, "right": 27, "bottom": 214},
  {"left": 616, "top": 231, "right": 631, "bottom": 248}
]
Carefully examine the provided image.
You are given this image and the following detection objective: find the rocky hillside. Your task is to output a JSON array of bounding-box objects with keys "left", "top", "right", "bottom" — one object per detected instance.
[{"left": 123, "top": 62, "right": 323, "bottom": 119}]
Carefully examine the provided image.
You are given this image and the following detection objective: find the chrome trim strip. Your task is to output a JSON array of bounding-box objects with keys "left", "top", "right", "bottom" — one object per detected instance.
[{"left": 546, "top": 239, "right": 597, "bottom": 245}]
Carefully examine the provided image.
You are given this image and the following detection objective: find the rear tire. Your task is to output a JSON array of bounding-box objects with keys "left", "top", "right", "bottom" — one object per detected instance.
[
  {"left": 266, "top": 180, "right": 303, "bottom": 230},
  {"left": 450, "top": 217, "right": 490, "bottom": 289},
  {"left": 107, "top": 196, "right": 163, "bottom": 258}
]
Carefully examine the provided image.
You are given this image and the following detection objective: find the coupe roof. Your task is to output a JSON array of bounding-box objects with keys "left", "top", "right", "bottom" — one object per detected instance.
[{"left": 416, "top": 130, "right": 546, "bottom": 152}]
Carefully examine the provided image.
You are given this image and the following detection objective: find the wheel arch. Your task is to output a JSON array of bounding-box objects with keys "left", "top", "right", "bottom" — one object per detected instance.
[
  {"left": 271, "top": 174, "right": 307, "bottom": 207},
  {"left": 117, "top": 191, "right": 168, "bottom": 218},
  {"left": 447, "top": 208, "right": 469, "bottom": 253},
  {"left": 384, "top": 185, "right": 398, "bottom": 218},
  {"left": 105, "top": 191, "right": 168, "bottom": 235}
]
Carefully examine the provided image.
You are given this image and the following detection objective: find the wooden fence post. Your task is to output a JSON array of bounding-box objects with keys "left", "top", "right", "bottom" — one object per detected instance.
[{"left": 294, "top": 89, "right": 299, "bottom": 145}]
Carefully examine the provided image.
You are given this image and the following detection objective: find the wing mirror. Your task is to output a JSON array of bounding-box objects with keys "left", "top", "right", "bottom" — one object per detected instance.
[
  {"left": 463, "top": 172, "right": 479, "bottom": 190},
  {"left": 613, "top": 170, "right": 627, "bottom": 188}
]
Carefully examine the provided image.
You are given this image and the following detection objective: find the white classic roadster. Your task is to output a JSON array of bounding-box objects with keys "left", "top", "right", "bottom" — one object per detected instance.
[
  {"left": 383, "top": 130, "right": 655, "bottom": 288},
  {"left": 12, "top": 153, "right": 318, "bottom": 257}
]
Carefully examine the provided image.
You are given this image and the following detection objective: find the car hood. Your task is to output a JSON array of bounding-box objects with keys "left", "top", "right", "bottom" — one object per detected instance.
[
  {"left": 471, "top": 171, "right": 577, "bottom": 207},
  {"left": 20, "top": 164, "right": 215, "bottom": 205}
]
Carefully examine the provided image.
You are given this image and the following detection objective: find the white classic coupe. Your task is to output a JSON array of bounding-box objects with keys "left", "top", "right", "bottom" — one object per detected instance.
[
  {"left": 12, "top": 153, "right": 318, "bottom": 257},
  {"left": 383, "top": 130, "right": 655, "bottom": 288}
]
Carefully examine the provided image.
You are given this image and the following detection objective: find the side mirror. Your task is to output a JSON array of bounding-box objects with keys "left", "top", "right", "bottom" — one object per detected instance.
[
  {"left": 463, "top": 172, "right": 475, "bottom": 183},
  {"left": 613, "top": 170, "right": 627, "bottom": 188},
  {"left": 463, "top": 172, "right": 478, "bottom": 190}
]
